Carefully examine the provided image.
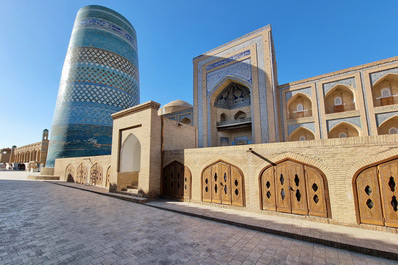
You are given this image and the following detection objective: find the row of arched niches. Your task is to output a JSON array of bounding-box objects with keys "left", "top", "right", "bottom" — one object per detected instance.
[
  {"left": 65, "top": 163, "right": 111, "bottom": 187},
  {"left": 162, "top": 157, "right": 398, "bottom": 228}
]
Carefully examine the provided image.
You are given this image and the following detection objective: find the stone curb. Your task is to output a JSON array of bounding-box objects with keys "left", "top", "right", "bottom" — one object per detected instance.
[{"left": 45, "top": 181, "right": 397, "bottom": 261}]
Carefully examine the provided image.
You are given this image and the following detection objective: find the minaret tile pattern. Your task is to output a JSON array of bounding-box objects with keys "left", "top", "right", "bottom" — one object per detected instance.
[{"left": 46, "top": 5, "right": 139, "bottom": 167}]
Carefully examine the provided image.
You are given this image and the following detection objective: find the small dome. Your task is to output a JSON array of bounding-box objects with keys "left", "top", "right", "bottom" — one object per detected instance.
[{"left": 158, "top": 100, "right": 193, "bottom": 115}]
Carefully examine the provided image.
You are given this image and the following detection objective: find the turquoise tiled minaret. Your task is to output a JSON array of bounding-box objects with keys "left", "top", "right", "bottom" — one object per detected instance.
[{"left": 46, "top": 5, "right": 139, "bottom": 167}]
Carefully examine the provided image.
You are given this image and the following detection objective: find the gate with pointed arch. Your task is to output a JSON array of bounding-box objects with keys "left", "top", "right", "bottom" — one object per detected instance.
[
  {"left": 162, "top": 161, "right": 192, "bottom": 200},
  {"left": 354, "top": 157, "right": 398, "bottom": 228},
  {"left": 202, "top": 160, "right": 245, "bottom": 207},
  {"left": 259, "top": 159, "right": 330, "bottom": 217}
]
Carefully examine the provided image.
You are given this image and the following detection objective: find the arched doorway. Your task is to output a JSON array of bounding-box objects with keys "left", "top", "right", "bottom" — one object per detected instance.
[
  {"left": 259, "top": 159, "right": 330, "bottom": 217},
  {"left": 76, "top": 163, "right": 87, "bottom": 184},
  {"left": 119, "top": 133, "right": 141, "bottom": 189},
  {"left": 202, "top": 160, "right": 245, "bottom": 206},
  {"left": 65, "top": 164, "right": 74, "bottom": 182},
  {"left": 162, "top": 161, "right": 192, "bottom": 200},
  {"left": 354, "top": 157, "right": 398, "bottom": 228},
  {"left": 90, "top": 163, "right": 103, "bottom": 186}
]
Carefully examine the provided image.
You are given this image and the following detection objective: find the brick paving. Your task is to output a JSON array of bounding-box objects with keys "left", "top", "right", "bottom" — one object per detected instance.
[{"left": 0, "top": 174, "right": 397, "bottom": 264}]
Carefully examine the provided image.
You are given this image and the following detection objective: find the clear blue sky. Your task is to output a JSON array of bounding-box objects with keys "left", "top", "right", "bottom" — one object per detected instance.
[{"left": 1, "top": 0, "right": 397, "bottom": 148}]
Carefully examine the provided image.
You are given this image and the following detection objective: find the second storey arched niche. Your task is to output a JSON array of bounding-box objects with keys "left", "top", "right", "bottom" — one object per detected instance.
[
  {"left": 325, "top": 85, "right": 356, "bottom": 114},
  {"left": 372, "top": 73, "right": 398, "bottom": 107},
  {"left": 259, "top": 159, "right": 330, "bottom": 218},
  {"left": 287, "top": 93, "right": 312, "bottom": 120},
  {"left": 378, "top": 116, "right": 398, "bottom": 135},
  {"left": 210, "top": 79, "right": 252, "bottom": 146},
  {"left": 202, "top": 160, "right": 245, "bottom": 206},
  {"left": 328, "top": 122, "right": 360, "bottom": 139},
  {"left": 289, "top": 127, "right": 315, "bottom": 142}
]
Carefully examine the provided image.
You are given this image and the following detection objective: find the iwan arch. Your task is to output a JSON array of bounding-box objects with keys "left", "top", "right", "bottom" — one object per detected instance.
[{"left": 52, "top": 25, "right": 398, "bottom": 231}]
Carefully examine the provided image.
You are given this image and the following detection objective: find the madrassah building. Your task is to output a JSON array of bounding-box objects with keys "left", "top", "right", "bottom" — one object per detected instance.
[{"left": 31, "top": 5, "right": 398, "bottom": 230}]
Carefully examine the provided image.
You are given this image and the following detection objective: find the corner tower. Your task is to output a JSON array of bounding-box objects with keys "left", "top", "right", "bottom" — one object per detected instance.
[{"left": 46, "top": 5, "right": 139, "bottom": 167}]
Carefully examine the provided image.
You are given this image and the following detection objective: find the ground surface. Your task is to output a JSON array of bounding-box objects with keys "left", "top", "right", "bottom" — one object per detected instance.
[{"left": 0, "top": 171, "right": 396, "bottom": 265}]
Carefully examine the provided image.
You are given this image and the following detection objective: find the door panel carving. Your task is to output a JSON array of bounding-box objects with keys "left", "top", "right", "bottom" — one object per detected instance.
[
  {"left": 379, "top": 161, "right": 398, "bottom": 227},
  {"left": 306, "top": 166, "right": 328, "bottom": 217},
  {"left": 260, "top": 167, "right": 276, "bottom": 210},
  {"left": 220, "top": 163, "right": 231, "bottom": 205},
  {"left": 260, "top": 159, "right": 329, "bottom": 218},
  {"left": 289, "top": 161, "right": 308, "bottom": 215},
  {"left": 202, "top": 161, "right": 245, "bottom": 207},
  {"left": 231, "top": 166, "right": 244, "bottom": 206},
  {"left": 275, "top": 162, "right": 291, "bottom": 213}
]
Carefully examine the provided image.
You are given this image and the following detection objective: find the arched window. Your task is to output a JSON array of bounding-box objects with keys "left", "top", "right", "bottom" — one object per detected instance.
[
  {"left": 389, "top": 127, "right": 398, "bottom": 134},
  {"left": 339, "top": 132, "right": 347, "bottom": 138},
  {"left": 299, "top": 135, "right": 306, "bottom": 141},
  {"left": 220, "top": 113, "right": 227, "bottom": 122},
  {"left": 334, "top": 96, "right": 343, "bottom": 106},
  {"left": 234, "top": 111, "right": 246, "bottom": 120},
  {"left": 296, "top": 103, "right": 304, "bottom": 112},
  {"left": 381, "top": 88, "right": 392, "bottom": 98}
]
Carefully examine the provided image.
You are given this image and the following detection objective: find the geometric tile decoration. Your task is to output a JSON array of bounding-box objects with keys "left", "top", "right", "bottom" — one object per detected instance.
[{"left": 46, "top": 5, "right": 139, "bottom": 167}]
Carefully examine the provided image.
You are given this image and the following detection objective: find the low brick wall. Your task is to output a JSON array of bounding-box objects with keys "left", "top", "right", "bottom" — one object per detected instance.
[{"left": 54, "top": 155, "right": 111, "bottom": 188}]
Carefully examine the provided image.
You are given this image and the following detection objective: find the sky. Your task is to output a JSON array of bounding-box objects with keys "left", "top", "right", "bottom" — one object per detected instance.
[{"left": 1, "top": 0, "right": 397, "bottom": 148}]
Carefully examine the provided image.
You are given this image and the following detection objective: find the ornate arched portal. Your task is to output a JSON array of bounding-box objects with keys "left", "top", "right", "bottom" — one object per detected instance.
[
  {"left": 202, "top": 160, "right": 245, "bottom": 206},
  {"left": 259, "top": 159, "right": 330, "bottom": 217}
]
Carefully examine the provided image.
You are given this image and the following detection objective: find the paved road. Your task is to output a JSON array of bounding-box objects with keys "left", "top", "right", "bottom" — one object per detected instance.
[{"left": 0, "top": 173, "right": 396, "bottom": 264}]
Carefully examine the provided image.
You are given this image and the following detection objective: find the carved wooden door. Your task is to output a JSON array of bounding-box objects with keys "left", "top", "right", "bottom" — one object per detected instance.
[
  {"left": 202, "top": 161, "right": 245, "bottom": 206},
  {"left": 275, "top": 161, "right": 291, "bottom": 213},
  {"left": 261, "top": 167, "right": 276, "bottom": 210},
  {"left": 356, "top": 167, "right": 384, "bottom": 226},
  {"left": 305, "top": 166, "right": 328, "bottom": 217},
  {"left": 379, "top": 160, "right": 398, "bottom": 228},
  {"left": 289, "top": 161, "right": 308, "bottom": 215}
]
